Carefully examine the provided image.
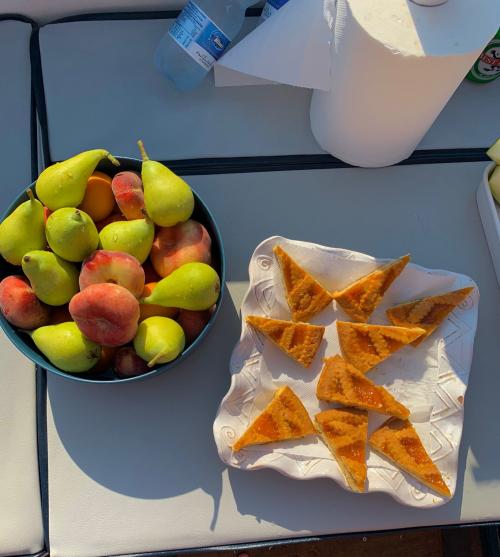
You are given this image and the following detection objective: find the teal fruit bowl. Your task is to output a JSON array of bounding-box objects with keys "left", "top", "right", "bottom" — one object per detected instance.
[{"left": 0, "top": 157, "right": 225, "bottom": 383}]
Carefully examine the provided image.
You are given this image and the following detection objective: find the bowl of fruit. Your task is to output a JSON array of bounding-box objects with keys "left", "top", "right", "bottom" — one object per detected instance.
[{"left": 0, "top": 141, "right": 224, "bottom": 383}]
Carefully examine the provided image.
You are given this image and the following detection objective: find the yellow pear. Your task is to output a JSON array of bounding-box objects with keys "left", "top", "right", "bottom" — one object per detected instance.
[
  {"left": 36, "top": 149, "right": 119, "bottom": 210},
  {"left": 0, "top": 190, "right": 46, "bottom": 265},
  {"left": 138, "top": 140, "right": 194, "bottom": 227}
]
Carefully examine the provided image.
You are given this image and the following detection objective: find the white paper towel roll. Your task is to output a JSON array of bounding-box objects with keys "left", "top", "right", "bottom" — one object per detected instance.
[{"left": 310, "top": 0, "right": 500, "bottom": 167}]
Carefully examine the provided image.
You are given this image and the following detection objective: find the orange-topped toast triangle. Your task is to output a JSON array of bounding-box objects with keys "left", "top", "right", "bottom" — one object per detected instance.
[
  {"left": 386, "top": 286, "right": 474, "bottom": 346},
  {"left": 369, "top": 418, "right": 451, "bottom": 498},
  {"left": 273, "top": 245, "right": 333, "bottom": 322},
  {"left": 315, "top": 408, "right": 368, "bottom": 492},
  {"left": 246, "top": 315, "right": 324, "bottom": 368},
  {"left": 232, "top": 386, "right": 316, "bottom": 452},
  {"left": 333, "top": 255, "right": 410, "bottom": 323},
  {"left": 337, "top": 321, "right": 425, "bottom": 373},
  {"left": 316, "top": 355, "right": 410, "bottom": 419}
]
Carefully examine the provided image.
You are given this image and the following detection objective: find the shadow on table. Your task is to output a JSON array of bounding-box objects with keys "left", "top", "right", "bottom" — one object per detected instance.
[
  {"left": 228, "top": 455, "right": 467, "bottom": 534},
  {"left": 49, "top": 291, "right": 241, "bottom": 530},
  {"left": 463, "top": 281, "right": 500, "bottom": 485}
]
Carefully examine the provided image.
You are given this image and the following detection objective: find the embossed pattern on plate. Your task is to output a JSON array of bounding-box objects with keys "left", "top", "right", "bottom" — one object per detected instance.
[{"left": 213, "top": 237, "right": 479, "bottom": 507}]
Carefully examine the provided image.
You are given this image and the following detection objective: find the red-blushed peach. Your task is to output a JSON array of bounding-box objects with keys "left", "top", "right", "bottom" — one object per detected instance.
[
  {"left": 111, "top": 171, "right": 145, "bottom": 220},
  {"left": 92, "top": 345, "right": 119, "bottom": 373},
  {"left": 0, "top": 275, "right": 50, "bottom": 329},
  {"left": 113, "top": 346, "right": 149, "bottom": 378},
  {"left": 177, "top": 308, "right": 211, "bottom": 344},
  {"left": 142, "top": 258, "right": 161, "bottom": 283},
  {"left": 69, "top": 283, "right": 140, "bottom": 346},
  {"left": 95, "top": 211, "right": 126, "bottom": 232},
  {"left": 80, "top": 250, "right": 145, "bottom": 298},
  {"left": 139, "top": 282, "right": 178, "bottom": 322},
  {"left": 49, "top": 304, "right": 72, "bottom": 325},
  {"left": 150, "top": 220, "right": 211, "bottom": 278}
]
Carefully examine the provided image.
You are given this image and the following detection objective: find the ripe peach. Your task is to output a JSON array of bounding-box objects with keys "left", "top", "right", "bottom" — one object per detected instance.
[
  {"left": 69, "top": 283, "right": 140, "bottom": 346},
  {"left": 80, "top": 250, "right": 145, "bottom": 298},
  {"left": 78, "top": 172, "right": 116, "bottom": 222},
  {"left": 111, "top": 171, "right": 145, "bottom": 220},
  {"left": 177, "top": 309, "right": 211, "bottom": 344},
  {"left": 139, "top": 282, "right": 178, "bottom": 322},
  {"left": 0, "top": 275, "right": 50, "bottom": 329},
  {"left": 113, "top": 347, "right": 149, "bottom": 378},
  {"left": 150, "top": 220, "right": 211, "bottom": 278},
  {"left": 95, "top": 211, "right": 126, "bottom": 232},
  {"left": 49, "top": 304, "right": 72, "bottom": 325}
]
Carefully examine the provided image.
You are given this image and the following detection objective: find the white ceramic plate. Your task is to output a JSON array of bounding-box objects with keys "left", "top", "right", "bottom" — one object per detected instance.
[{"left": 213, "top": 237, "right": 479, "bottom": 507}]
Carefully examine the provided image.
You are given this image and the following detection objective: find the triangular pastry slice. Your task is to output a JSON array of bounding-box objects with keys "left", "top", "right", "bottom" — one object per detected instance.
[
  {"left": 273, "top": 245, "right": 333, "bottom": 322},
  {"left": 315, "top": 408, "right": 368, "bottom": 492},
  {"left": 246, "top": 315, "right": 324, "bottom": 368},
  {"left": 386, "top": 286, "right": 474, "bottom": 346},
  {"left": 369, "top": 418, "right": 451, "bottom": 498},
  {"left": 232, "top": 386, "right": 316, "bottom": 452},
  {"left": 337, "top": 321, "right": 425, "bottom": 373},
  {"left": 333, "top": 255, "right": 410, "bottom": 323},
  {"left": 316, "top": 355, "right": 410, "bottom": 419}
]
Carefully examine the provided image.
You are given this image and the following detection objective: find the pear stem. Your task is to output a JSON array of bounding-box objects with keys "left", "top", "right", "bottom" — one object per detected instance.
[
  {"left": 26, "top": 189, "right": 35, "bottom": 202},
  {"left": 147, "top": 351, "right": 168, "bottom": 368},
  {"left": 137, "top": 140, "right": 150, "bottom": 162},
  {"left": 106, "top": 153, "right": 120, "bottom": 167}
]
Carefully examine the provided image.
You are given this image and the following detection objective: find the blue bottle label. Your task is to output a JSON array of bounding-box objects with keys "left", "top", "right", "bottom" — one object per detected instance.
[
  {"left": 169, "top": 1, "right": 231, "bottom": 71},
  {"left": 262, "top": 0, "right": 289, "bottom": 20}
]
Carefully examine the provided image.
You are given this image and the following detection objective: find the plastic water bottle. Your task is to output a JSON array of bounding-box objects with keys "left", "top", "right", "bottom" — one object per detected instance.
[
  {"left": 261, "top": 0, "right": 290, "bottom": 21},
  {"left": 155, "top": 0, "right": 259, "bottom": 91}
]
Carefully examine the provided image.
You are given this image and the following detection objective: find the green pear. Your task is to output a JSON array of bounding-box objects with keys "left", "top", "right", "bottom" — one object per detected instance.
[
  {"left": 46, "top": 208, "right": 99, "bottom": 262},
  {"left": 138, "top": 140, "right": 194, "bottom": 227},
  {"left": 22, "top": 250, "right": 79, "bottom": 306},
  {"left": 142, "top": 262, "right": 220, "bottom": 310},
  {"left": 30, "top": 322, "right": 101, "bottom": 373},
  {"left": 36, "top": 149, "right": 119, "bottom": 211},
  {"left": 487, "top": 138, "right": 500, "bottom": 164},
  {"left": 133, "top": 316, "right": 185, "bottom": 367},
  {"left": 0, "top": 190, "right": 46, "bottom": 265},
  {"left": 489, "top": 165, "right": 500, "bottom": 204},
  {"left": 99, "top": 217, "right": 154, "bottom": 264}
]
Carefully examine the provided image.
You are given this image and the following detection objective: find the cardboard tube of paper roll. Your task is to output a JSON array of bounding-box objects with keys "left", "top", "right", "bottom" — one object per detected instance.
[{"left": 310, "top": 0, "right": 500, "bottom": 167}]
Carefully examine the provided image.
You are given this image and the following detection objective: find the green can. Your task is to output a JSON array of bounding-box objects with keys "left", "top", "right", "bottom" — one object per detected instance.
[{"left": 467, "top": 28, "right": 500, "bottom": 83}]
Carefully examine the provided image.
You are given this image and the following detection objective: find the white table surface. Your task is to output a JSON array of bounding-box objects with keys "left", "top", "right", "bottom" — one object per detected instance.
[
  {"left": 0, "top": 20, "right": 45, "bottom": 557},
  {"left": 39, "top": 18, "right": 500, "bottom": 164},
  {"left": 46, "top": 162, "right": 500, "bottom": 557}
]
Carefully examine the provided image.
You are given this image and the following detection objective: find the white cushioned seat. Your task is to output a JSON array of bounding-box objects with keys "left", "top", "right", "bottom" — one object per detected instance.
[
  {"left": 46, "top": 163, "right": 500, "bottom": 557},
  {"left": 39, "top": 17, "right": 500, "bottom": 163},
  {"left": 0, "top": 19, "right": 45, "bottom": 557}
]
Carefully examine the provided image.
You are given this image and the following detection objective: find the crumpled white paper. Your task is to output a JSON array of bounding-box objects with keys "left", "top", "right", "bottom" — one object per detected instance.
[{"left": 213, "top": 236, "right": 479, "bottom": 507}]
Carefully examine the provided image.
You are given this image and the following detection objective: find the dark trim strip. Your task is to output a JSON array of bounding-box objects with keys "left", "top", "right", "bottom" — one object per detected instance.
[
  {"left": 30, "top": 27, "right": 51, "bottom": 168},
  {"left": 0, "top": 13, "right": 36, "bottom": 25},
  {"left": 111, "top": 522, "right": 500, "bottom": 557},
  {"left": 36, "top": 367, "right": 50, "bottom": 554},
  {"left": 158, "top": 149, "right": 490, "bottom": 176},
  {"left": 30, "top": 83, "right": 38, "bottom": 182}
]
